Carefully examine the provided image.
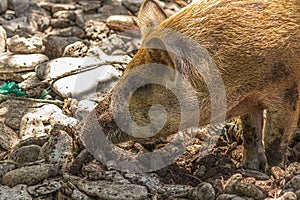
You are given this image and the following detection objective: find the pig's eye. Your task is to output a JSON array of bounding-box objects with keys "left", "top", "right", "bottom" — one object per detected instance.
[{"left": 133, "top": 84, "right": 153, "bottom": 99}]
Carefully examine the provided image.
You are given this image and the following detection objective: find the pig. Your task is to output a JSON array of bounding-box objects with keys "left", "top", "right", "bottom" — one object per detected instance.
[{"left": 80, "top": 0, "right": 300, "bottom": 171}]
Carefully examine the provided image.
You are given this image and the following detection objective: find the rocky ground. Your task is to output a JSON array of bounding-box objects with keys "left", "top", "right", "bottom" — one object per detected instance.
[{"left": 0, "top": 0, "right": 300, "bottom": 199}]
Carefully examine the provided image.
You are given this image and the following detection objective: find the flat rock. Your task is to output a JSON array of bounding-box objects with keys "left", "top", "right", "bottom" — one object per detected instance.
[
  {"left": 284, "top": 175, "right": 300, "bottom": 191},
  {"left": 189, "top": 182, "right": 215, "bottom": 200},
  {"left": 44, "top": 36, "right": 81, "bottom": 59},
  {"left": 0, "top": 26, "right": 6, "bottom": 53},
  {"left": 0, "top": 184, "right": 32, "bottom": 200},
  {"left": 19, "top": 104, "right": 78, "bottom": 140},
  {"left": 36, "top": 56, "right": 104, "bottom": 80},
  {"left": 51, "top": 3, "right": 76, "bottom": 13},
  {"left": 13, "top": 2, "right": 51, "bottom": 31},
  {"left": 52, "top": 64, "right": 120, "bottom": 99},
  {"left": 48, "top": 26, "right": 85, "bottom": 38},
  {"left": 50, "top": 18, "right": 75, "bottom": 28},
  {"left": 7, "top": 35, "right": 45, "bottom": 54},
  {"left": 39, "top": 129, "right": 73, "bottom": 167},
  {"left": 1, "top": 17, "right": 38, "bottom": 37},
  {"left": 0, "top": 99, "right": 43, "bottom": 130},
  {"left": 52, "top": 10, "right": 76, "bottom": 21},
  {"left": 9, "top": 145, "right": 41, "bottom": 164},
  {"left": 1, "top": 164, "right": 59, "bottom": 187},
  {"left": 27, "top": 180, "right": 62, "bottom": 197},
  {"left": 5, "top": 53, "right": 49, "bottom": 68},
  {"left": 77, "top": 179, "right": 149, "bottom": 199},
  {"left": 71, "top": 189, "right": 94, "bottom": 200},
  {"left": 0, "top": 122, "right": 19, "bottom": 150},
  {"left": 98, "top": 4, "right": 129, "bottom": 17},
  {"left": 122, "top": 0, "right": 143, "bottom": 13}
]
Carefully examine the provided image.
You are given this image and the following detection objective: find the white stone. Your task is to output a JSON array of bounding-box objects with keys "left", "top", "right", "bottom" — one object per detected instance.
[{"left": 6, "top": 54, "right": 49, "bottom": 68}]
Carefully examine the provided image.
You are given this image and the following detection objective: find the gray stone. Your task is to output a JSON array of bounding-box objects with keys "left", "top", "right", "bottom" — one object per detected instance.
[
  {"left": 71, "top": 189, "right": 94, "bottom": 200},
  {"left": 0, "top": 26, "right": 6, "bottom": 53},
  {"left": 284, "top": 175, "right": 300, "bottom": 191},
  {"left": 0, "top": 0, "right": 8, "bottom": 14},
  {"left": 0, "top": 122, "right": 19, "bottom": 150},
  {"left": 39, "top": 129, "right": 73, "bottom": 168},
  {"left": 98, "top": 4, "right": 129, "bottom": 17},
  {"left": 7, "top": 35, "right": 45, "bottom": 54},
  {"left": 217, "top": 194, "right": 241, "bottom": 200},
  {"left": 0, "top": 185, "right": 32, "bottom": 200},
  {"left": 1, "top": 164, "right": 59, "bottom": 187},
  {"left": 13, "top": 2, "right": 51, "bottom": 31},
  {"left": 122, "top": 0, "right": 143, "bottom": 13},
  {"left": 0, "top": 161, "right": 16, "bottom": 179},
  {"left": 78, "top": 0, "right": 102, "bottom": 13},
  {"left": 77, "top": 179, "right": 149, "bottom": 199},
  {"left": 50, "top": 18, "right": 75, "bottom": 28},
  {"left": 9, "top": 145, "right": 41, "bottom": 164},
  {"left": 189, "top": 182, "right": 215, "bottom": 200},
  {"left": 1, "top": 17, "right": 38, "bottom": 37},
  {"left": 49, "top": 26, "right": 85, "bottom": 39},
  {"left": 27, "top": 181, "right": 62, "bottom": 197},
  {"left": 74, "top": 100, "right": 98, "bottom": 120},
  {"left": 44, "top": 36, "right": 81, "bottom": 59}
]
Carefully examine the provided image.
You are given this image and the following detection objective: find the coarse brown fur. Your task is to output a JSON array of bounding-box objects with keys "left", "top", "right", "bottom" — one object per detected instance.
[{"left": 81, "top": 0, "right": 300, "bottom": 171}]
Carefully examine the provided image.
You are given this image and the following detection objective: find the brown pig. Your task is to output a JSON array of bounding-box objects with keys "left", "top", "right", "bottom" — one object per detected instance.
[{"left": 80, "top": 0, "right": 300, "bottom": 171}]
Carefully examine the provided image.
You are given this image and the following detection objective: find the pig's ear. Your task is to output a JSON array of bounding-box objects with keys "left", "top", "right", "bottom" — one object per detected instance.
[
  {"left": 146, "top": 37, "right": 177, "bottom": 82},
  {"left": 138, "top": 0, "right": 168, "bottom": 38}
]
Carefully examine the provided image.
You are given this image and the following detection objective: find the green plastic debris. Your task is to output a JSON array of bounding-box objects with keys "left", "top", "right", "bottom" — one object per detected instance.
[
  {"left": 0, "top": 82, "right": 26, "bottom": 96},
  {"left": 39, "top": 87, "right": 51, "bottom": 99}
]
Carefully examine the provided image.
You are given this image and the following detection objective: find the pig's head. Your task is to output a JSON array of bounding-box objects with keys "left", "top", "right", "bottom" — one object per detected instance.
[{"left": 81, "top": 0, "right": 224, "bottom": 144}]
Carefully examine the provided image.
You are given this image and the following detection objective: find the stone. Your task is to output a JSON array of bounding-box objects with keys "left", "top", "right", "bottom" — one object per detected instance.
[
  {"left": 51, "top": 64, "right": 120, "bottom": 99},
  {"left": 1, "top": 164, "right": 59, "bottom": 187},
  {"left": 75, "top": 10, "right": 107, "bottom": 28},
  {"left": 9, "top": 145, "right": 41, "bottom": 164},
  {"left": 284, "top": 175, "right": 300, "bottom": 191},
  {"left": 52, "top": 10, "right": 76, "bottom": 21},
  {"left": 0, "top": 0, "right": 8, "bottom": 14},
  {"left": 85, "top": 20, "right": 109, "bottom": 41},
  {"left": 0, "top": 122, "right": 19, "bottom": 150},
  {"left": 50, "top": 18, "right": 75, "bottom": 28},
  {"left": 71, "top": 189, "right": 94, "bottom": 200},
  {"left": 63, "top": 41, "right": 89, "bottom": 57},
  {"left": 0, "top": 161, "right": 16, "bottom": 179},
  {"left": 51, "top": 3, "right": 76, "bottom": 13},
  {"left": 98, "top": 4, "right": 129, "bottom": 17},
  {"left": 78, "top": 1, "right": 102, "bottom": 13},
  {"left": 39, "top": 129, "right": 73, "bottom": 167},
  {"left": 49, "top": 26, "right": 85, "bottom": 39},
  {"left": 19, "top": 104, "right": 78, "bottom": 140},
  {"left": 13, "top": 2, "right": 51, "bottom": 31},
  {"left": 0, "top": 185, "right": 32, "bottom": 200},
  {"left": 27, "top": 181, "right": 62, "bottom": 197},
  {"left": 77, "top": 179, "right": 149, "bottom": 199},
  {"left": 74, "top": 100, "right": 98, "bottom": 120},
  {"left": 0, "top": 99, "right": 42, "bottom": 130},
  {"left": 0, "top": 26, "right": 6, "bottom": 53},
  {"left": 7, "top": 35, "right": 45, "bottom": 54},
  {"left": 106, "top": 15, "right": 139, "bottom": 32},
  {"left": 189, "top": 182, "right": 215, "bottom": 200},
  {"left": 44, "top": 36, "right": 81, "bottom": 59},
  {"left": 1, "top": 17, "right": 38, "bottom": 37},
  {"left": 5, "top": 54, "right": 49, "bottom": 68},
  {"left": 122, "top": 0, "right": 143, "bottom": 13},
  {"left": 35, "top": 56, "right": 103, "bottom": 80}
]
